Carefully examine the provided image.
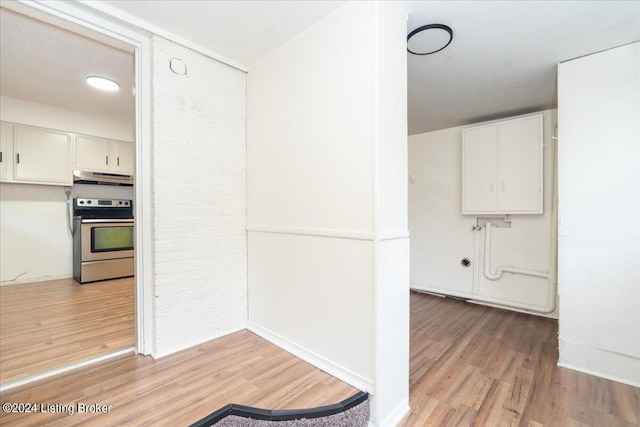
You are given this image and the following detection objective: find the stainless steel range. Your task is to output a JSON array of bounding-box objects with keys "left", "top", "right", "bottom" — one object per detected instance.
[{"left": 73, "top": 198, "right": 134, "bottom": 284}]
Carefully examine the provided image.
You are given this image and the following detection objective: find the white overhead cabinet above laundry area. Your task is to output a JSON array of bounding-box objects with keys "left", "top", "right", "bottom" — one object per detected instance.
[{"left": 462, "top": 113, "right": 543, "bottom": 215}]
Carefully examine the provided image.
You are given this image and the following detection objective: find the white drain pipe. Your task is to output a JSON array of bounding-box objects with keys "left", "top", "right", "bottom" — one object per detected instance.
[
  {"left": 483, "top": 223, "right": 551, "bottom": 280},
  {"left": 479, "top": 222, "right": 557, "bottom": 314}
]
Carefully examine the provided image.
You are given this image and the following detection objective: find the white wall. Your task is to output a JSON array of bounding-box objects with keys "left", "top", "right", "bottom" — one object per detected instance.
[
  {"left": 408, "top": 110, "right": 557, "bottom": 316},
  {"left": 0, "top": 96, "right": 134, "bottom": 284},
  {"left": 247, "top": 2, "right": 409, "bottom": 426},
  {"left": 0, "top": 96, "right": 133, "bottom": 141},
  {"left": 150, "top": 36, "right": 247, "bottom": 357},
  {"left": 373, "top": 3, "right": 410, "bottom": 426},
  {"left": 247, "top": 0, "right": 375, "bottom": 390},
  {"left": 0, "top": 182, "right": 134, "bottom": 284},
  {"left": 557, "top": 42, "right": 640, "bottom": 386}
]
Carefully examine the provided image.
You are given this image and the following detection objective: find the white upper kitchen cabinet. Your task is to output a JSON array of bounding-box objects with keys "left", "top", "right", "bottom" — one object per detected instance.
[
  {"left": 110, "top": 139, "right": 134, "bottom": 174},
  {"left": 76, "top": 135, "right": 134, "bottom": 175},
  {"left": 462, "top": 113, "right": 543, "bottom": 215},
  {"left": 12, "top": 124, "right": 73, "bottom": 185}
]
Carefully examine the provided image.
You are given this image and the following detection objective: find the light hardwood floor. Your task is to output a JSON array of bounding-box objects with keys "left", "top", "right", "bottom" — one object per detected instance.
[
  {"left": 0, "top": 329, "right": 358, "bottom": 426},
  {"left": 0, "top": 277, "right": 134, "bottom": 383},
  {"left": 2, "top": 291, "right": 638, "bottom": 426},
  {"left": 401, "top": 291, "right": 640, "bottom": 426}
]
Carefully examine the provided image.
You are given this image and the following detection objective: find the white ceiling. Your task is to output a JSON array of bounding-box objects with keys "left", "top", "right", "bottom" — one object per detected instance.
[
  {"left": 0, "top": 8, "right": 135, "bottom": 122},
  {"left": 403, "top": 1, "right": 640, "bottom": 134},
  {"left": 1, "top": 1, "right": 639, "bottom": 134}
]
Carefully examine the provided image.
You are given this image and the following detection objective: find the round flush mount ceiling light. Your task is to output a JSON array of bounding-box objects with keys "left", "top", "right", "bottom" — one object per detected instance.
[
  {"left": 407, "top": 24, "right": 453, "bottom": 55},
  {"left": 86, "top": 76, "right": 120, "bottom": 92}
]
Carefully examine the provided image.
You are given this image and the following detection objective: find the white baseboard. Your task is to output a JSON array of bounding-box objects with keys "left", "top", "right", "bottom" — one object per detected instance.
[
  {"left": 558, "top": 339, "right": 640, "bottom": 388},
  {"left": 557, "top": 362, "right": 640, "bottom": 388},
  {"left": 247, "top": 321, "right": 373, "bottom": 393},
  {"left": 378, "top": 399, "right": 410, "bottom": 427},
  {"left": 152, "top": 324, "right": 247, "bottom": 359},
  {"left": 1, "top": 273, "right": 73, "bottom": 286}
]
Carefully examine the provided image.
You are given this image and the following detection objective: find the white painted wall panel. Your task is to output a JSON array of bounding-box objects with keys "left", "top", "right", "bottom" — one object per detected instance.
[
  {"left": 0, "top": 182, "right": 133, "bottom": 283},
  {"left": 248, "top": 232, "right": 373, "bottom": 388},
  {"left": 0, "top": 96, "right": 133, "bottom": 142},
  {"left": 0, "top": 183, "right": 69, "bottom": 282},
  {"left": 150, "top": 35, "right": 247, "bottom": 357},
  {"left": 247, "top": 3, "right": 376, "bottom": 392},
  {"left": 377, "top": 2, "right": 408, "bottom": 236},
  {"left": 558, "top": 42, "right": 640, "bottom": 386},
  {"left": 375, "top": 238, "right": 410, "bottom": 425},
  {"left": 373, "top": 3, "right": 410, "bottom": 425},
  {"left": 409, "top": 128, "right": 475, "bottom": 295},
  {"left": 248, "top": 3, "right": 409, "bottom": 424},
  {"left": 247, "top": 4, "right": 373, "bottom": 234}
]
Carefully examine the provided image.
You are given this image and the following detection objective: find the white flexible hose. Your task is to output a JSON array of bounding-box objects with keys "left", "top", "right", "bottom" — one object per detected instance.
[{"left": 65, "top": 187, "right": 74, "bottom": 236}]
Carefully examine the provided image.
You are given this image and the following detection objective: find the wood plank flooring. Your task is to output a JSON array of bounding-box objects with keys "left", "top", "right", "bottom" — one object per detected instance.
[
  {"left": 400, "top": 291, "right": 640, "bottom": 426},
  {"left": 0, "top": 329, "right": 359, "bottom": 426},
  {"left": 2, "top": 290, "right": 638, "bottom": 426},
  {"left": 0, "top": 277, "right": 134, "bottom": 383}
]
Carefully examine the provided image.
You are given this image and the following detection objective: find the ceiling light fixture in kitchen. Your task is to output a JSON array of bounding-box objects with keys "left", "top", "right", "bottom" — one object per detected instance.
[
  {"left": 407, "top": 24, "right": 453, "bottom": 55},
  {"left": 86, "top": 76, "right": 120, "bottom": 92}
]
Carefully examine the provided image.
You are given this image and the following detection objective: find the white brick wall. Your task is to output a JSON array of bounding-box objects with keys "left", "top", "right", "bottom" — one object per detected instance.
[{"left": 150, "top": 36, "right": 247, "bottom": 357}]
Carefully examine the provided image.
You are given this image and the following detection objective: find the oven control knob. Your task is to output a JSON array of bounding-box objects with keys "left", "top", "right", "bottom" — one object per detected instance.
[
  {"left": 79, "top": 200, "right": 84, "bottom": 204},
  {"left": 87, "top": 200, "right": 92, "bottom": 204}
]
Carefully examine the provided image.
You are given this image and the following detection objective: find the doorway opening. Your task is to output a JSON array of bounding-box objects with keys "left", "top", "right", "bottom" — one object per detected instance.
[{"left": 0, "top": 2, "right": 147, "bottom": 389}]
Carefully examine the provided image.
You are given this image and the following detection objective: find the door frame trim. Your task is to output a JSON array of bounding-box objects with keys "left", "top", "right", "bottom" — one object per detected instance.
[{"left": 6, "top": 0, "right": 154, "bottom": 355}]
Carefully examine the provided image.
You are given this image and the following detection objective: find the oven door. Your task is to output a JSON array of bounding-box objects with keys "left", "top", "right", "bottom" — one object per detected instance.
[{"left": 81, "top": 219, "right": 134, "bottom": 262}]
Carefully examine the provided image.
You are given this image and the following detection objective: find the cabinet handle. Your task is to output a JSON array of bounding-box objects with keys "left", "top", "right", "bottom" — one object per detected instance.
[
  {"left": 0, "top": 152, "right": 2, "bottom": 163},
  {"left": 490, "top": 182, "right": 494, "bottom": 193},
  {"left": 117, "top": 157, "right": 120, "bottom": 166},
  {"left": 502, "top": 182, "right": 506, "bottom": 192},
  {"left": 106, "top": 156, "right": 109, "bottom": 166},
  {"left": 16, "top": 153, "right": 20, "bottom": 164}
]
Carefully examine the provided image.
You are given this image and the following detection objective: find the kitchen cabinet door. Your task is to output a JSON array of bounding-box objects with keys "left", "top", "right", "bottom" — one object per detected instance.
[
  {"left": 76, "top": 135, "right": 111, "bottom": 173},
  {"left": 462, "top": 125, "right": 498, "bottom": 213},
  {"left": 498, "top": 116, "right": 543, "bottom": 213},
  {"left": 110, "top": 140, "right": 134, "bottom": 175},
  {"left": 13, "top": 125, "right": 72, "bottom": 185},
  {"left": 0, "top": 122, "right": 10, "bottom": 181},
  {"left": 462, "top": 113, "right": 543, "bottom": 215},
  {"left": 76, "top": 135, "right": 134, "bottom": 175}
]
